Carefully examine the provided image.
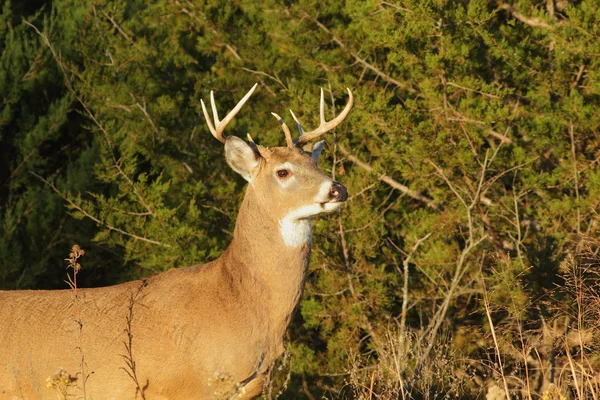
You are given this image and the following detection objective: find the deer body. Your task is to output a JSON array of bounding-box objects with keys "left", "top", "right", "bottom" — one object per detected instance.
[{"left": 0, "top": 85, "right": 352, "bottom": 399}]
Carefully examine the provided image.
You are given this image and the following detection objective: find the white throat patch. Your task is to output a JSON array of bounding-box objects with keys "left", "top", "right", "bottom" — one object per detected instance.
[
  {"left": 279, "top": 217, "right": 312, "bottom": 247},
  {"left": 278, "top": 204, "right": 324, "bottom": 247}
]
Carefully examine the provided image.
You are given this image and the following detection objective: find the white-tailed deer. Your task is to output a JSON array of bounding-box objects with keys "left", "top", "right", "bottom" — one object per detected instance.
[{"left": 0, "top": 84, "right": 352, "bottom": 399}]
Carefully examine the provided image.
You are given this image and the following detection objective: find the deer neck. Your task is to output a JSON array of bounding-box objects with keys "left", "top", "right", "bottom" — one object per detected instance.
[{"left": 225, "top": 187, "right": 311, "bottom": 328}]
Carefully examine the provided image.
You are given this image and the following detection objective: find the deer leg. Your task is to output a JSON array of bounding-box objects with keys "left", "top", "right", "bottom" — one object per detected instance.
[{"left": 236, "top": 374, "right": 265, "bottom": 399}]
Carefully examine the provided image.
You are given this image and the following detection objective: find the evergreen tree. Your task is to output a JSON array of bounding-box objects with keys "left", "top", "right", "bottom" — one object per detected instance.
[{"left": 1, "top": 0, "right": 599, "bottom": 397}]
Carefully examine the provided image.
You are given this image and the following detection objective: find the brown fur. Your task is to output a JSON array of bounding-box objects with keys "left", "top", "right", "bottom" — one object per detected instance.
[{"left": 0, "top": 145, "right": 342, "bottom": 399}]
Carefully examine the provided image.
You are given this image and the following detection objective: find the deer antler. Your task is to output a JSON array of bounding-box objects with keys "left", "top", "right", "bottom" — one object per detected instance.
[
  {"left": 201, "top": 83, "right": 258, "bottom": 143},
  {"left": 270, "top": 112, "right": 295, "bottom": 148},
  {"left": 274, "top": 88, "right": 353, "bottom": 148}
]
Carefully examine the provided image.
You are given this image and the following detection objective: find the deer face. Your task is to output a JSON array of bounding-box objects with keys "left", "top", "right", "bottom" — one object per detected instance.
[
  {"left": 226, "top": 139, "right": 347, "bottom": 216},
  {"left": 224, "top": 138, "right": 347, "bottom": 247}
]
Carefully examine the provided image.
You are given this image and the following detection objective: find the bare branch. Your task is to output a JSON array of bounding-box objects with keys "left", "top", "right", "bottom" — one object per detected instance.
[
  {"left": 100, "top": 9, "right": 135, "bottom": 45},
  {"left": 304, "top": 12, "right": 416, "bottom": 93},
  {"left": 31, "top": 172, "right": 170, "bottom": 248},
  {"left": 131, "top": 93, "right": 160, "bottom": 141},
  {"left": 479, "top": 156, "right": 539, "bottom": 202},
  {"left": 572, "top": 65, "right": 586, "bottom": 87},
  {"left": 499, "top": 3, "right": 553, "bottom": 30},
  {"left": 569, "top": 122, "right": 582, "bottom": 254},
  {"left": 481, "top": 273, "right": 511, "bottom": 399},
  {"left": 429, "top": 160, "right": 469, "bottom": 209},
  {"left": 407, "top": 153, "right": 491, "bottom": 390},
  {"left": 447, "top": 114, "right": 512, "bottom": 144},
  {"left": 389, "top": 233, "right": 432, "bottom": 333},
  {"left": 241, "top": 67, "right": 288, "bottom": 91},
  {"left": 24, "top": 21, "right": 157, "bottom": 217},
  {"left": 338, "top": 217, "right": 381, "bottom": 347},
  {"left": 225, "top": 44, "right": 242, "bottom": 61},
  {"left": 446, "top": 81, "right": 502, "bottom": 99},
  {"left": 339, "top": 146, "right": 441, "bottom": 210},
  {"left": 380, "top": 1, "right": 413, "bottom": 13}
]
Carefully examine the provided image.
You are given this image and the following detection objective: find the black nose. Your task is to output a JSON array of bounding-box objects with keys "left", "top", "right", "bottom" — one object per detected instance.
[{"left": 329, "top": 182, "right": 348, "bottom": 202}]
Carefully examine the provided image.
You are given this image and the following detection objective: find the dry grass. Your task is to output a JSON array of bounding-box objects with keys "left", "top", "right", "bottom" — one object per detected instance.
[
  {"left": 45, "top": 245, "right": 87, "bottom": 399},
  {"left": 344, "top": 250, "right": 600, "bottom": 399}
]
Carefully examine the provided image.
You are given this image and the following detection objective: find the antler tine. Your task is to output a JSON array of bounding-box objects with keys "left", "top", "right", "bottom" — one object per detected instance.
[
  {"left": 319, "top": 88, "right": 326, "bottom": 126},
  {"left": 200, "top": 95, "right": 216, "bottom": 138},
  {"left": 201, "top": 83, "right": 258, "bottom": 144},
  {"left": 271, "top": 113, "right": 294, "bottom": 148},
  {"left": 289, "top": 110, "right": 303, "bottom": 137},
  {"left": 210, "top": 90, "right": 220, "bottom": 129},
  {"left": 293, "top": 88, "right": 353, "bottom": 146}
]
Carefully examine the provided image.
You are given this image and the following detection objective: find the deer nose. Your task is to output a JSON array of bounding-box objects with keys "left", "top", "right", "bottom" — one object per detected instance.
[{"left": 329, "top": 182, "right": 348, "bottom": 202}]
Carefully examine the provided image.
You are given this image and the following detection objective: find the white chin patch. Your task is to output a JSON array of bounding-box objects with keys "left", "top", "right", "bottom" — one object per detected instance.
[
  {"left": 278, "top": 181, "right": 344, "bottom": 248},
  {"left": 278, "top": 202, "right": 341, "bottom": 247},
  {"left": 320, "top": 201, "right": 343, "bottom": 213}
]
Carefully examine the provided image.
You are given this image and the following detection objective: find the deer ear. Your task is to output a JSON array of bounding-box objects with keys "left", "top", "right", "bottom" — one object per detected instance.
[
  {"left": 224, "top": 136, "right": 262, "bottom": 182},
  {"left": 311, "top": 140, "right": 325, "bottom": 163}
]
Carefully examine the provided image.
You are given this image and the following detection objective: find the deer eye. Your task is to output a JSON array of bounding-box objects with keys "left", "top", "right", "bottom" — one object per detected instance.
[{"left": 276, "top": 169, "right": 291, "bottom": 178}]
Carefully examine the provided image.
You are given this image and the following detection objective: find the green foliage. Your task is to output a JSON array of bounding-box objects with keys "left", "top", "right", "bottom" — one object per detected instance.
[{"left": 1, "top": 0, "right": 599, "bottom": 397}]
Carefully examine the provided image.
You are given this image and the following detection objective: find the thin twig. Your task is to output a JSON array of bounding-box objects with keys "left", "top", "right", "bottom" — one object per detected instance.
[
  {"left": 131, "top": 93, "right": 160, "bottom": 141},
  {"left": 339, "top": 146, "right": 440, "bottom": 210},
  {"left": 368, "top": 369, "right": 376, "bottom": 400},
  {"left": 447, "top": 114, "right": 512, "bottom": 144},
  {"left": 31, "top": 172, "right": 170, "bottom": 247},
  {"left": 573, "top": 65, "right": 586, "bottom": 87},
  {"left": 241, "top": 68, "right": 288, "bottom": 91},
  {"left": 498, "top": 3, "right": 553, "bottom": 30},
  {"left": 225, "top": 44, "right": 242, "bottom": 61},
  {"left": 569, "top": 122, "right": 581, "bottom": 255},
  {"left": 429, "top": 160, "right": 468, "bottom": 209},
  {"left": 509, "top": 287, "right": 533, "bottom": 400},
  {"left": 338, "top": 217, "right": 380, "bottom": 346},
  {"left": 481, "top": 274, "right": 511, "bottom": 399},
  {"left": 304, "top": 12, "right": 415, "bottom": 93},
  {"left": 446, "top": 81, "right": 502, "bottom": 99},
  {"left": 407, "top": 154, "right": 490, "bottom": 391},
  {"left": 512, "top": 175, "right": 527, "bottom": 270},
  {"left": 120, "top": 281, "right": 149, "bottom": 400},
  {"left": 380, "top": 1, "right": 413, "bottom": 13},
  {"left": 566, "top": 339, "right": 583, "bottom": 400},
  {"left": 480, "top": 157, "right": 539, "bottom": 202},
  {"left": 388, "top": 234, "right": 432, "bottom": 334},
  {"left": 100, "top": 9, "right": 136, "bottom": 46},
  {"left": 24, "top": 21, "right": 156, "bottom": 217}
]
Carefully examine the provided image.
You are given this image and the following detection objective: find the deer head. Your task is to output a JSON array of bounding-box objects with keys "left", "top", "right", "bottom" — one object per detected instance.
[{"left": 201, "top": 84, "right": 353, "bottom": 247}]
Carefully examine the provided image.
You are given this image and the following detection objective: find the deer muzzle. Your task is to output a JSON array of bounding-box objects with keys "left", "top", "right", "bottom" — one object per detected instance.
[{"left": 329, "top": 182, "right": 348, "bottom": 202}]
